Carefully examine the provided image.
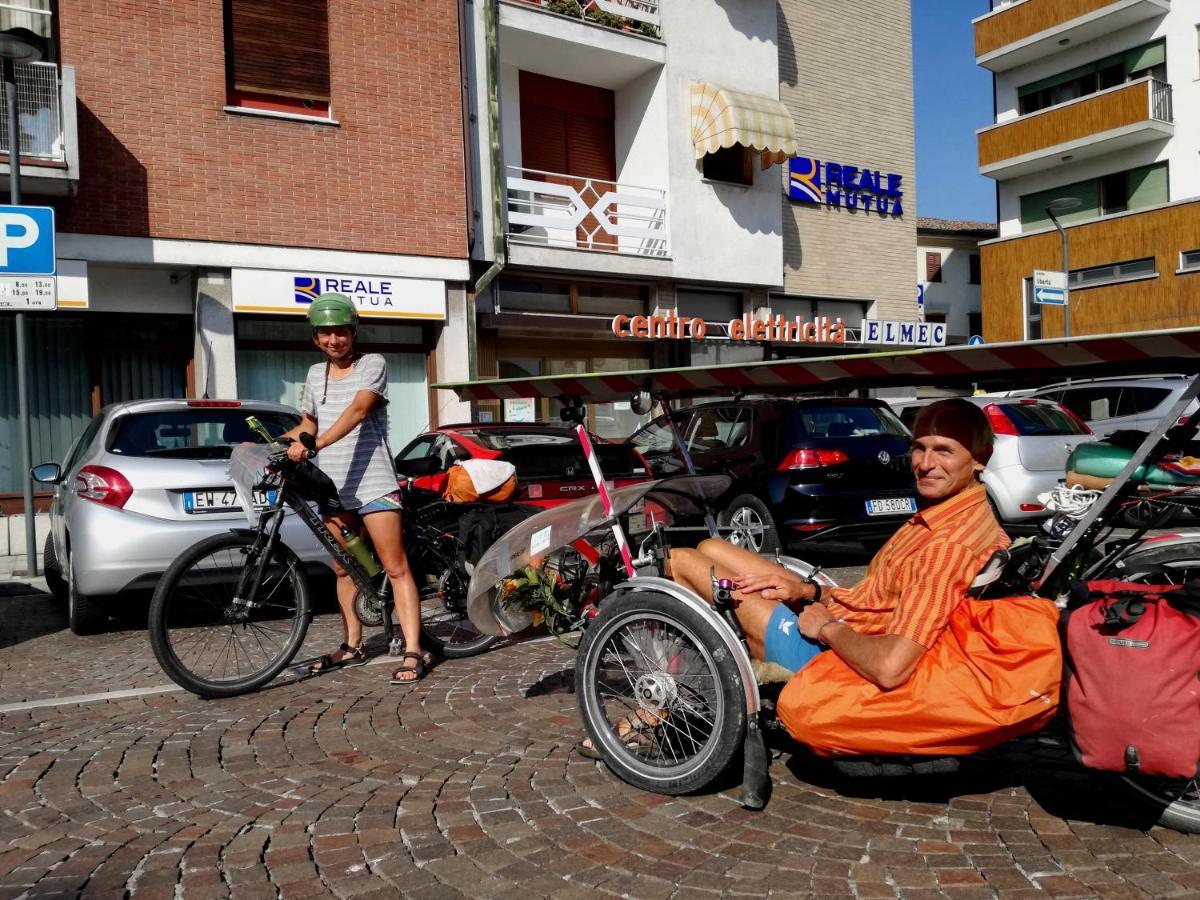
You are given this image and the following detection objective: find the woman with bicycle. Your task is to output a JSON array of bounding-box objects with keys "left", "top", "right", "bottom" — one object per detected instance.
[{"left": 282, "top": 292, "right": 430, "bottom": 684}]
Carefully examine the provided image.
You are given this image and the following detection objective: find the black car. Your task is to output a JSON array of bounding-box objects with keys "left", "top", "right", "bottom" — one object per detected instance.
[{"left": 627, "top": 398, "right": 916, "bottom": 550}]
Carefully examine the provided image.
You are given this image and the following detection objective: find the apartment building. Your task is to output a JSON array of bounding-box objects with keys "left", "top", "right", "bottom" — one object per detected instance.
[
  {"left": 464, "top": 0, "right": 799, "bottom": 434},
  {"left": 974, "top": 0, "right": 1200, "bottom": 341},
  {"left": 0, "top": 1, "right": 471, "bottom": 513},
  {"left": 918, "top": 217, "right": 998, "bottom": 344}
]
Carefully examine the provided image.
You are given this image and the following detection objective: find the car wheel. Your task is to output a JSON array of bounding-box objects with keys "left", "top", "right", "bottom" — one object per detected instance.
[
  {"left": 720, "top": 494, "right": 780, "bottom": 554},
  {"left": 43, "top": 534, "right": 67, "bottom": 603},
  {"left": 67, "top": 552, "right": 106, "bottom": 635}
]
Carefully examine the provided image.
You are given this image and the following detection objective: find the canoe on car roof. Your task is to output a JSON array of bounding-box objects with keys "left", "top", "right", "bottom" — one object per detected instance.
[{"left": 434, "top": 327, "right": 1200, "bottom": 406}]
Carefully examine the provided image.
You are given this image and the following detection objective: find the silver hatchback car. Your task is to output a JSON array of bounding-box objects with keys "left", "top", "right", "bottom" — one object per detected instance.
[
  {"left": 890, "top": 397, "right": 1095, "bottom": 524},
  {"left": 32, "top": 399, "right": 330, "bottom": 634}
]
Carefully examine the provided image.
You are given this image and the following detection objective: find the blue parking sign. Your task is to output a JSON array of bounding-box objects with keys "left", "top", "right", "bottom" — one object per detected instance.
[{"left": 0, "top": 205, "right": 55, "bottom": 275}]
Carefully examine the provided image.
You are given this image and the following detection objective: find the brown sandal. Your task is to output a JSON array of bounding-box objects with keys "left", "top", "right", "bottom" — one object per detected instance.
[
  {"left": 307, "top": 643, "right": 366, "bottom": 675},
  {"left": 390, "top": 651, "right": 430, "bottom": 685}
]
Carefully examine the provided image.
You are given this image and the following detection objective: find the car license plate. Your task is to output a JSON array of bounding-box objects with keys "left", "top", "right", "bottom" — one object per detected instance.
[
  {"left": 184, "top": 489, "right": 275, "bottom": 514},
  {"left": 865, "top": 497, "right": 917, "bottom": 516}
]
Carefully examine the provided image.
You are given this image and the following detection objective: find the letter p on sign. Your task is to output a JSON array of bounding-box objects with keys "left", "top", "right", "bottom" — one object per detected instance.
[{"left": 0, "top": 206, "right": 55, "bottom": 274}]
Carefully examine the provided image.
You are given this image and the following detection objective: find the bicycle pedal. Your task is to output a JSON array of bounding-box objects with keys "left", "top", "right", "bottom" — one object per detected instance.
[{"left": 388, "top": 638, "right": 405, "bottom": 657}]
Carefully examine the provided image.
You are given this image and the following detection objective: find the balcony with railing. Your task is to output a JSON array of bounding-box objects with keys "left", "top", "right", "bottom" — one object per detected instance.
[
  {"left": 975, "top": 0, "right": 1170, "bottom": 72},
  {"left": 505, "top": 165, "right": 669, "bottom": 266},
  {"left": 0, "top": 62, "right": 78, "bottom": 194},
  {"left": 507, "top": 0, "right": 660, "bottom": 37},
  {"left": 978, "top": 77, "right": 1172, "bottom": 180}
]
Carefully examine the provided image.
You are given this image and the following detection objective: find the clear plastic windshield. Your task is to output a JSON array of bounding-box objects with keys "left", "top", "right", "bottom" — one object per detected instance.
[
  {"left": 228, "top": 443, "right": 274, "bottom": 526},
  {"left": 466, "top": 473, "right": 731, "bottom": 636}
]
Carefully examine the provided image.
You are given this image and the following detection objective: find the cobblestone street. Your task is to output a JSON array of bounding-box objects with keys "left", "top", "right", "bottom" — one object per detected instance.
[{"left": 1, "top": 567, "right": 1199, "bottom": 899}]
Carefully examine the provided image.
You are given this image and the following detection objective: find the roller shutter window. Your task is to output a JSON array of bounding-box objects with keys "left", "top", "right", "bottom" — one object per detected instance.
[
  {"left": 518, "top": 72, "right": 617, "bottom": 250},
  {"left": 226, "top": 0, "right": 331, "bottom": 116}
]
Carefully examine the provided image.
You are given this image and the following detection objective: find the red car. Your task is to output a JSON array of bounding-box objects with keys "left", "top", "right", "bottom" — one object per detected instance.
[{"left": 394, "top": 423, "right": 651, "bottom": 507}]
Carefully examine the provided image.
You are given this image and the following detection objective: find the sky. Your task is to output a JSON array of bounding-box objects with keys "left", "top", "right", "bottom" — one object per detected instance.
[{"left": 912, "top": 0, "right": 996, "bottom": 223}]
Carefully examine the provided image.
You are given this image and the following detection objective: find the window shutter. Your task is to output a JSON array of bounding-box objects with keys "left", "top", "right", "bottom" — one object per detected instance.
[
  {"left": 567, "top": 112, "right": 616, "bottom": 182},
  {"left": 228, "top": 0, "right": 330, "bottom": 102},
  {"left": 925, "top": 252, "right": 943, "bottom": 283},
  {"left": 518, "top": 103, "right": 568, "bottom": 175}
]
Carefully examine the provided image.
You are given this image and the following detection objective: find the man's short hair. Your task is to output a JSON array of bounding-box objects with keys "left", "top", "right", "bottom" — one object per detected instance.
[{"left": 912, "top": 398, "right": 994, "bottom": 465}]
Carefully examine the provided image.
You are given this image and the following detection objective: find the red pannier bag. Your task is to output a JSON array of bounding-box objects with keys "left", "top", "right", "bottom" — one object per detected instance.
[
  {"left": 777, "top": 596, "right": 1062, "bottom": 757},
  {"left": 1064, "top": 580, "right": 1200, "bottom": 779}
]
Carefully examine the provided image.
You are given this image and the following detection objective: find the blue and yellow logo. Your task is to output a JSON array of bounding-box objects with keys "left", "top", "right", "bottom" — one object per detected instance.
[
  {"left": 788, "top": 157, "right": 823, "bottom": 204},
  {"left": 294, "top": 276, "right": 321, "bottom": 305}
]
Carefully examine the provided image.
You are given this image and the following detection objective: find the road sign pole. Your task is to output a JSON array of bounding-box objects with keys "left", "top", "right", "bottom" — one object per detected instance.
[
  {"left": 1060, "top": 221, "right": 1070, "bottom": 338},
  {"left": 5, "top": 56, "right": 36, "bottom": 575}
]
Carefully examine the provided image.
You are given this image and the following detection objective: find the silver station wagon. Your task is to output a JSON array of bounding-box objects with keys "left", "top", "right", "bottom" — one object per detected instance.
[{"left": 32, "top": 399, "right": 329, "bottom": 634}]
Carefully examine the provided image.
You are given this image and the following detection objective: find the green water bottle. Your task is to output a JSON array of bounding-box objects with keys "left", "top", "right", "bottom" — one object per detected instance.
[{"left": 340, "top": 526, "right": 382, "bottom": 577}]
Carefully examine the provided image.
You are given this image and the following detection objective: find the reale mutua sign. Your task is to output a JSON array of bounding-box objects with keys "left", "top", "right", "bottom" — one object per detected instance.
[{"left": 787, "top": 157, "right": 904, "bottom": 216}]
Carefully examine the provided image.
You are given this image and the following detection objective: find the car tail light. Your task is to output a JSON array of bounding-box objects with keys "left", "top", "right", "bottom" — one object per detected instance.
[
  {"left": 187, "top": 400, "right": 242, "bottom": 408},
  {"left": 1020, "top": 503, "right": 1045, "bottom": 512},
  {"left": 982, "top": 403, "right": 1019, "bottom": 437},
  {"left": 777, "top": 448, "right": 849, "bottom": 470},
  {"left": 790, "top": 523, "right": 829, "bottom": 532},
  {"left": 75, "top": 465, "right": 133, "bottom": 508}
]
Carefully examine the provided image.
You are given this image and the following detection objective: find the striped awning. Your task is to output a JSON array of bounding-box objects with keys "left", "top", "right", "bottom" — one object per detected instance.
[
  {"left": 690, "top": 83, "right": 798, "bottom": 168},
  {"left": 435, "top": 328, "right": 1200, "bottom": 405}
]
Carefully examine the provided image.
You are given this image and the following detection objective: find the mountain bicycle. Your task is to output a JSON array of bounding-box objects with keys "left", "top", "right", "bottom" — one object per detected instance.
[{"left": 149, "top": 431, "right": 496, "bottom": 698}]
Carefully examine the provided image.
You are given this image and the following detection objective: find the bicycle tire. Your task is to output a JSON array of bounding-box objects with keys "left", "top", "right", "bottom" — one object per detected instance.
[
  {"left": 149, "top": 531, "right": 311, "bottom": 698},
  {"left": 354, "top": 570, "right": 499, "bottom": 659},
  {"left": 1101, "top": 536, "right": 1200, "bottom": 586}
]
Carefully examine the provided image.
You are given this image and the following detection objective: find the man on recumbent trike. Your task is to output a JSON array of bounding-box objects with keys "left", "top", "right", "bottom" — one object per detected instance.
[{"left": 594, "top": 398, "right": 1061, "bottom": 761}]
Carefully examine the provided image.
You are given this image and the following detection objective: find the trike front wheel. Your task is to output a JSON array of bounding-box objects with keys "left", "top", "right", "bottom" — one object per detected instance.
[
  {"left": 1120, "top": 775, "right": 1200, "bottom": 834},
  {"left": 149, "top": 532, "right": 311, "bottom": 698},
  {"left": 576, "top": 591, "right": 746, "bottom": 795}
]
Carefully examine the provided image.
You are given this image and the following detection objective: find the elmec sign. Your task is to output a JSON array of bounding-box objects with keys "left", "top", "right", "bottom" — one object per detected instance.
[{"left": 788, "top": 157, "right": 905, "bottom": 216}]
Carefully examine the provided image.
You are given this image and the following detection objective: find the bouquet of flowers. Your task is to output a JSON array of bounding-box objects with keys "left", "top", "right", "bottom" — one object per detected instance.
[{"left": 500, "top": 561, "right": 581, "bottom": 640}]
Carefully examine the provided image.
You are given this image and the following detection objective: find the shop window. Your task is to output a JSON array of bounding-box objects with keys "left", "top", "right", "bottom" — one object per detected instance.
[
  {"left": 1068, "top": 257, "right": 1156, "bottom": 290},
  {"left": 925, "top": 252, "right": 942, "bottom": 283},
  {"left": 702, "top": 145, "right": 753, "bottom": 186},
  {"left": 497, "top": 278, "right": 571, "bottom": 314},
  {"left": 676, "top": 288, "right": 740, "bottom": 325},
  {"left": 225, "top": 0, "right": 331, "bottom": 118},
  {"left": 924, "top": 312, "right": 946, "bottom": 324},
  {"left": 576, "top": 283, "right": 649, "bottom": 316},
  {"left": 815, "top": 300, "right": 864, "bottom": 323},
  {"left": 969, "top": 253, "right": 981, "bottom": 285}
]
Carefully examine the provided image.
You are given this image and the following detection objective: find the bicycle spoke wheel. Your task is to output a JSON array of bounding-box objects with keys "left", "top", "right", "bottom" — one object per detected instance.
[
  {"left": 577, "top": 591, "right": 745, "bottom": 795},
  {"left": 1122, "top": 773, "right": 1200, "bottom": 834},
  {"left": 149, "top": 532, "right": 310, "bottom": 697},
  {"left": 418, "top": 567, "right": 498, "bottom": 659}
]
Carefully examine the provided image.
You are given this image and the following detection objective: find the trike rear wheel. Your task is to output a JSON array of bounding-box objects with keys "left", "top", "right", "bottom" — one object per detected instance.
[
  {"left": 1120, "top": 775, "right": 1200, "bottom": 834},
  {"left": 149, "top": 532, "right": 310, "bottom": 698},
  {"left": 576, "top": 591, "right": 745, "bottom": 795}
]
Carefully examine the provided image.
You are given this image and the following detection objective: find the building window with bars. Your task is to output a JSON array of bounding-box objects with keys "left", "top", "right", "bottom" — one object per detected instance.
[{"left": 224, "top": 0, "right": 332, "bottom": 119}]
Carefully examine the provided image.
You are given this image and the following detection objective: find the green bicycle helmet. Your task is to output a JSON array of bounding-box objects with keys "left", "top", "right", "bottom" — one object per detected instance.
[{"left": 306, "top": 292, "right": 358, "bottom": 332}]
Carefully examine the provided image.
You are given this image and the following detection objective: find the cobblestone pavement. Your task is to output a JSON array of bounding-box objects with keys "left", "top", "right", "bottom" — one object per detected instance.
[{"left": 2, "top": 566, "right": 1199, "bottom": 899}]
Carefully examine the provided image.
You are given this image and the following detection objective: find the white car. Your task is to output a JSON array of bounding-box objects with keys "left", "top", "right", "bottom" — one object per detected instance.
[
  {"left": 1029, "top": 375, "right": 1199, "bottom": 439},
  {"left": 32, "top": 399, "right": 331, "bottom": 634},
  {"left": 890, "top": 397, "right": 1095, "bottom": 524}
]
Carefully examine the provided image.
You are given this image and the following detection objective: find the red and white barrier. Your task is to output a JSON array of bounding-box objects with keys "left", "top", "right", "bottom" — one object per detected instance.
[{"left": 575, "top": 424, "right": 636, "bottom": 577}]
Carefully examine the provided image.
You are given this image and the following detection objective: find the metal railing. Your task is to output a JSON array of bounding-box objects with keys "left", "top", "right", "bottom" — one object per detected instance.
[
  {"left": 516, "top": 0, "right": 661, "bottom": 30},
  {"left": 506, "top": 165, "right": 669, "bottom": 258},
  {"left": 0, "top": 62, "right": 63, "bottom": 162},
  {"left": 1149, "top": 78, "right": 1173, "bottom": 123}
]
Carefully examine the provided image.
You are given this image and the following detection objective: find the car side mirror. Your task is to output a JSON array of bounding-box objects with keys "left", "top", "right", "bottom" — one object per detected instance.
[
  {"left": 394, "top": 456, "right": 444, "bottom": 478},
  {"left": 30, "top": 462, "right": 62, "bottom": 484}
]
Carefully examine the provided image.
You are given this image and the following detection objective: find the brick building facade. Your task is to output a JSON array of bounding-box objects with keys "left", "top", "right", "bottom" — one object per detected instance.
[{"left": 0, "top": 0, "right": 473, "bottom": 511}]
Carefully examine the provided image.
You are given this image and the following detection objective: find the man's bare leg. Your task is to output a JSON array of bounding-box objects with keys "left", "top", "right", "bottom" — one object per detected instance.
[{"left": 667, "top": 545, "right": 780, "bottom": 661}]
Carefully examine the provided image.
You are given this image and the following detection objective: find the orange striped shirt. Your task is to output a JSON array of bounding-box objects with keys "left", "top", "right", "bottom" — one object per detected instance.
[{"left": 827, "top": 482, "right": 1009, "bottom": 649}]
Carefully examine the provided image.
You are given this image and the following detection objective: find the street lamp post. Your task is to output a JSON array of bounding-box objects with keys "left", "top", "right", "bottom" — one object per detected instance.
[
  {"left": 0, "top": 27, "right": 46, "bottom": 576},
  {"left": 1045, "top": 197, "right": 1082, "bottom": 338}
]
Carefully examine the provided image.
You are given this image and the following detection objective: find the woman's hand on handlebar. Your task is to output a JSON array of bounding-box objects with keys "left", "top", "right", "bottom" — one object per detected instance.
[{"left": 285, "top": 433, "right": 317, "bottom": 463}]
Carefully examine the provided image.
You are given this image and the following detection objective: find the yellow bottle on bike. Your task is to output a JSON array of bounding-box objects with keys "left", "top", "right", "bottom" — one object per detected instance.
[{"left": 340, "top": 527, "right": 382, "bottom": 577}]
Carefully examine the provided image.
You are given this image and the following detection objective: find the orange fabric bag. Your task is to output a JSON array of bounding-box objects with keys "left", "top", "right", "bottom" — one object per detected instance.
[
  {"left": 777, "top": 596, "right": 1062, "bottom": 757},
  {"left": 442, "top": 464, "right": 517, "bottom": 504}
]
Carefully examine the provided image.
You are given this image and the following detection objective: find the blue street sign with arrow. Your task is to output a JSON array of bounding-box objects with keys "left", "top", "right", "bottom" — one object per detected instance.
[{"left": 1034, "top": 287, "right": 1066, "bottom": 306}]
